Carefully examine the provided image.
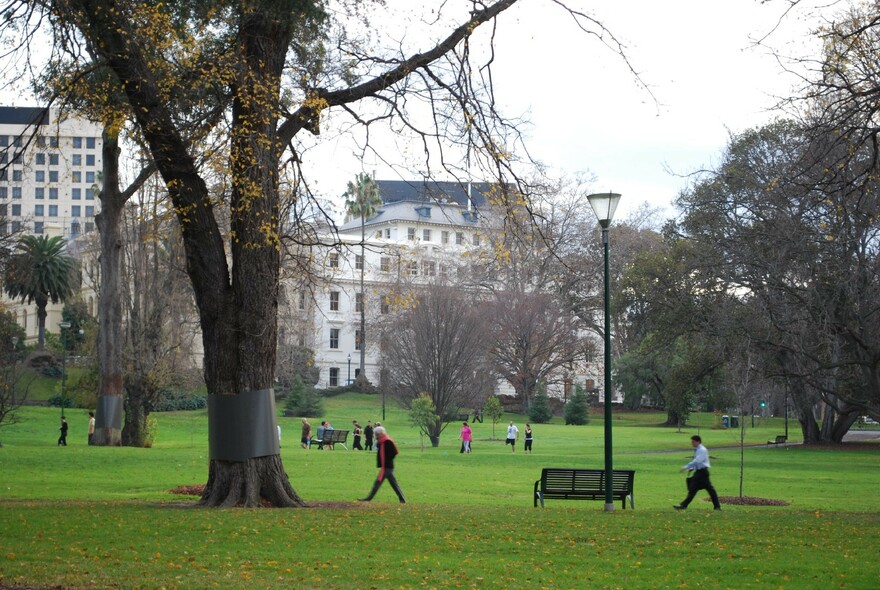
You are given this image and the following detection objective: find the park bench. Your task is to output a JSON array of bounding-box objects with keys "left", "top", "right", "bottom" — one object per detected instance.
[
  {"left": 314, "top": 429, "right": 350, "bottom": 450},
  {"left": 767, "top": 435, "right": 787, "bottom": 446},
  {"left": 534, "top": 468, "right": 635, "bottom": 509}
]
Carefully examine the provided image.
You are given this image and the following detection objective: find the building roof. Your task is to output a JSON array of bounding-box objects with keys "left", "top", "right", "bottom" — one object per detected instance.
[
  {"left": 0, "top": 107, "right": 50, "bottom": 126},
  {"left": 376, "top": 180, "right": 497, "bottom": 207}
]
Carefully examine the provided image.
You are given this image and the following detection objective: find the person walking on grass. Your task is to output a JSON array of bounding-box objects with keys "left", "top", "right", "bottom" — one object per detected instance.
[
  {"left": 460, "top": 422, "right": 472, "bottom": 453},
  {"left": 506, "top": 421, "right": 519, "bottom": 452},
  {"left": 358, "top": 426, "right": 406, "bottom": 503},
  {"left": 674, "top": 435, "right": 721, "bottom": 511},
  {"left": 58, "top": 417, "right": 68, "bottom": 446},
  {"left": 300, "top": 418, "right": 312, "bottom": 449},
  {"left": 87, "top": 411, "right": 96, "bottom": 445},
  {"left": 352, "top": 420, "right": 364, "bottom": 450},
  {"left": 364, "top": 420, "right": 374, "bottom": 451},
  {"left": 524, "top": 423, "right": 533, "bottom": 453}
]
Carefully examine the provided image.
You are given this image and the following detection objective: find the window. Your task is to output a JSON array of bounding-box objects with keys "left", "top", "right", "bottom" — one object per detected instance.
[
  {"left": 34, "top": 205, "right": 44, "bottom": 216},
  {"left": 0, "top": 136, "right": 6, "bottom": 146},
  {"left": 385, "top": 228, "right": 390, "bottom": 239},
  {"left": 329, "top": 367, "right": 339, "bottom": 387},
  {"left": 72, "top": 188, "right": 81, "bottom": 200},
  {"left": 473, "top": 233, "right": 481, "bottom": 246},
  {"left": 375, "top": 230, "right": 383, "bottom": 239},
  {"left": 407, "top": 227, "right": 416, "bottom": 241},
  {"left": 72, "top": 171, "right": 81, "bottom": 183},
  {"left": 0, "top": 152, "right": 6, "bottom": 164},
  {"left": 380, "top": 256, "right": 391, "bottom": 272},
  {"left": 49, "top": 170, "right": 58, "bottom": 183},
  {"left": 329, "top": 252, "right": 339, "bottom": 268},
  {"left": 355, "top": 329, "right": 363, "bottom": 351},
  {"left": 12, "top": 188, "right": 21, "bottom": 199},
  {"left": 85, "top": 205, "right": 95, "bottom": 216},
  {"left": 456, "top": 232, "right": 464, "bottom": 245},
  {"left": 48, "top": 205, "right": 58, "bottom": 217},
  {"left": 355, "top": 254, "right": 364, "bottom": 270},
  {"left": 0, "top": 187, "right": 6, "bottom": 199},
  {"left": 86, "top": 137, "right": 96, "bottom": 149},
  {"left": 73, "top": 137, "right": 82, "bottom": 148},
  {"left": 85, "top": 188, "right": 95, "bottom": 200},
  {"left": 422, "top": 229, "right": 431, "bottom": 242},
  {"left": 84, "top": 221, "right": 94, "bottom": 233},
  {"left": 329, "top": 328, "right": 339, "bottom": 349},
  {"left": 11, "top": 221, "right": 21, "bottom": 232},
  {"left": 12, "top": 136, "right": 21, "bottom": 147},
  {"left": 35, "top": 170, "right": 45, "bottom": 183},
  {"left": 0, "top": 169, "right": 5, "bottom": 181},
  {"left": 355, "top": 292, "right": 364, "bottom": 313},
  {"left": 35, "top": 153, "right": 45, "bottom": 165},
  {"left": 11, "top": 204, "right": 20, "bottom": 216},
  {"left": 408, "top": 261, "right": 418, "bottom": 277},
  {"left": 71, "top": 206, "right": 81, "bottom": 217},
  {"left": 380, "top": 295, "right": 390, "bottom": 315},
  {"left": 85, "top": 171, "right": 95, "bottom": 183},
  {"left": 439, "top": 264, "right": 448, "bottom": 279},
  {"left": 49, "top": 188, "right": 58, "bottom": 200},
  {"left": 422, "top": 261, "right": 436, "bottom": 277},
  {"left": 11, "top": 151, "right": 22, "bottom": 164},
  {"left": 72, "top": 154, "right": 82, "bottom": 166},
  {"left": 35, "top": 188, "right": 44, "bottom": 199},
  {"left": 0, "top": 204, "right": 6, "bottom": 216},
  {"left": 70, "top": 222, "right": 81, "bottom": 236},
  {"left": 441, "top": 231, "right": 449, "bottom": 244},
  {"left": 12, "top": 170, "right": 22, "bottom": 181},
  {"left": 49, "top": 137, "right": 58, "bottom": 148},
  {"left": 298, "top": 291, "right": 306, "bottom": 310},
  {"left": 34, "top": 221, "right": 44, "bottom": 234},
  {"left": 86, "top": 154, "right": 95, "bottom": 166},
  {"left": 49, "top": 154, "right": 58, "bottom": 166},
  {"left": 329, "top": 291, "right": 340, "bottom": 311}
]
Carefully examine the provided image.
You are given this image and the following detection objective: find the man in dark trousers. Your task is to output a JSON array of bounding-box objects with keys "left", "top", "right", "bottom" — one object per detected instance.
[
  {"left": 674, "top": 435, "right": 721, "bottom": 510},
  {"left": 358, "top": 426, "right": 406, "bottom": 503},
  {"left": 363, "top": 420, "right": 374, "bottom": 451}
]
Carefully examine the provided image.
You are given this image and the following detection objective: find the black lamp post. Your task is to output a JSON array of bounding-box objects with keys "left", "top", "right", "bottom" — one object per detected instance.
[
  {"left": 59, "top": 321, "right": 71, "bottom": 418},
  {"left": 587, "top": 191, "right": 622, "bottom": 512},
  {"left": 10, "top": 336, "right": 18, "bottom": 405},
  {"left": 347, "top": 353, "right": 351, "bottom": 386}
]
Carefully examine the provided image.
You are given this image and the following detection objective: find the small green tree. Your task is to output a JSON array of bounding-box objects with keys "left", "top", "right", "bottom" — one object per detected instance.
[
  {"left": 282, "top": 375, "right": 324, "bottom": 418},
  {"left": 564, "top": 385, "right": 591, "bottom": 425},
  {"left": 528, "top": 383, "right": 553, "bottom": 423},
  {"left": 483, "top": 395, "right": 504, "bottom": 439},
  {"left": 409, "top": 393, "right": 440, "bottom": 450}
]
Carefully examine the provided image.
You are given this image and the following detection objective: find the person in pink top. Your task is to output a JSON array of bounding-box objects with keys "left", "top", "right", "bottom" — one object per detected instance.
[{"left": 460, "top": 422, "right": 472, "bottom": 453}]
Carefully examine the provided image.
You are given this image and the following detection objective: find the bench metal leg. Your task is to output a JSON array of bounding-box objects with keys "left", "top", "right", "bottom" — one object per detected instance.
[
  {"left": 628, "top": 494, "right": 634, "bottom": 510},
  {"left": 536, "top": 491, "right": 544, "bottom": 508}
]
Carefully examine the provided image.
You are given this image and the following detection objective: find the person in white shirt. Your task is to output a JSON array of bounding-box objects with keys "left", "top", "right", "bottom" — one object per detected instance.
[
  {"left": 674, "top": 435, "right": 721, "bottom": 510},
  {"left": 506, "top": 422, "right": 519, "bottom": 453}
]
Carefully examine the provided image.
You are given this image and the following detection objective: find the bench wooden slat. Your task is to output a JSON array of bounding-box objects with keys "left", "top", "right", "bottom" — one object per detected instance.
[{"left": 534, "top": 468, "right": 635, "bottom": 509}]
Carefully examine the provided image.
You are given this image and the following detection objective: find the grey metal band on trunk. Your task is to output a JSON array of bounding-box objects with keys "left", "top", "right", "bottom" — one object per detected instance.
[
  {"left": 95, "top": 394, "right": 123, "bottom": 429},
  {"left": 208, "top": 389, "right": 280, "bottom": 461}
]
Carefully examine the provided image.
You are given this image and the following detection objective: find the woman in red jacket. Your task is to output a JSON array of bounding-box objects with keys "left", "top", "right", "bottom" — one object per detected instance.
[{"left": 358, "top": 426, "right": 406, "bottom": 503}]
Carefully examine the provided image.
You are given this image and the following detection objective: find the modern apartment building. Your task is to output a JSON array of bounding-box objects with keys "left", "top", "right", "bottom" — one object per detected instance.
[{"left": 0, "top": 106, "right": 103, "bottom": 339}]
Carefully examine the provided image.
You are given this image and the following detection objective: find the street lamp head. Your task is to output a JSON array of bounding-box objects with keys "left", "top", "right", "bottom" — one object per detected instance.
[
  {"left": 587, "top": 192, "right": 622, "bottom": 229},
  {"left": 59, "top": 321, "right": 71, "bottom": 330},
  {"left": 347, "top": 353, "right": 351, "bottom": 361}
]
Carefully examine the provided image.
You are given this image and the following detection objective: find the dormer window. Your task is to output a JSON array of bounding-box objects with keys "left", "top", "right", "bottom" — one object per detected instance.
[
  {"left": 462, "top": 210, "right": 478, "bottom": 223},
  {"left": 415, "top": 206, "right": 432, "bottom": 218}
]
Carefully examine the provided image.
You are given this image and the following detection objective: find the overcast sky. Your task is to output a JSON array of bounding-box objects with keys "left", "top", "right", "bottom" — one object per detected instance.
[{"left": 313, "top": 0, "right": 828, "bottom": 221}]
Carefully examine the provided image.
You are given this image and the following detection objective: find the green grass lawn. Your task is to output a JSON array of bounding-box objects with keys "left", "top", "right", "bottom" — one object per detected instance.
[{"left": 1, "top": 395, "right": 879, "bottom": 589}]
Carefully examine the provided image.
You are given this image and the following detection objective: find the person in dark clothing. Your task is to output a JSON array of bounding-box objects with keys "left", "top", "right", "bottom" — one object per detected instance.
[
  {"left": 674, "top": 435, "right": 721, "bottom": 510},
  {"left": 363, "top": 420, "right": 374, "bottom": 451},
  {"left": 352, "top": 420, "right": 364, "bottom": 450},
  {"left": 358, "top": 426, "right": 406, "bottom": 503},
  {"left": 58, "top": 417, "right": 68, "bottom": 446}
]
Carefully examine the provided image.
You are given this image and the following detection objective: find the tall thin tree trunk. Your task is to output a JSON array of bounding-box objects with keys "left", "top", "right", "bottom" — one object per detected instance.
[{"left": 359, "top": 215, "right": 366, "bottom": 379}]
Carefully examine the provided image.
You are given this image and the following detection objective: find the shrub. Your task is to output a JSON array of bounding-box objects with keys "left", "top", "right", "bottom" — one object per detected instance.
[
  {"left": 282, "top": 376, "right": 324, "bottom": 417},
  {"left": 151, "top": 389, "right": 207, "bottom": 412},
  {"left": 528, "top": 384, "right": 553, "bottom": 424},
  {"left": 143, "top": 415, "right": 157, "bottom": 448},
  {"left": 47, "top": 394, "right": 75, "bottom": 408},
  {"left": 564, "top": 385, "right": 591, "bottom": 425}
]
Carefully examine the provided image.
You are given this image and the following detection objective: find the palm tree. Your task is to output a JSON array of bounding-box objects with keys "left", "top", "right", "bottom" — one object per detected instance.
[
  {"left": 343, "top": 173, "right": 382, "bottom": 384},
  {"left": 4, "top": 235, "right": 77, "bottom": 351}
]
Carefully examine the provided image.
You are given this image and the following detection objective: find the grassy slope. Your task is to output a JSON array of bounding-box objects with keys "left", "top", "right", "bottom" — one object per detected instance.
[{"left": 1, "top": 395, "right": 878, "bottom": 589}]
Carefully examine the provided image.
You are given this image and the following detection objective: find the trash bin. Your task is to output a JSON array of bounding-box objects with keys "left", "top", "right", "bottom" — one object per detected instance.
[
  {"left": 731, "top": 416, "right": 739, "bottom": 428},
  {"left": 722, "top": 415, "right": 729, "bottom": 428}
]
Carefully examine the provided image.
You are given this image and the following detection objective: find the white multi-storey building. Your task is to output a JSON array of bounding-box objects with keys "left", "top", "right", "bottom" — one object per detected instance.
[
  {"left": 0, "top": 106, "right": 103, "bottom": 339},
  {"left": 291, "top": 180, "right": 494, "bottom": 388}
]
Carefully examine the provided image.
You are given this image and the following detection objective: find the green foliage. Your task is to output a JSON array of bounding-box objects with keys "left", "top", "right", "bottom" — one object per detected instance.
[
  {"left": 483, "top": 395, "right": 504, "bottom": 438},
  {"left": 47, "top": 394, "right": 75, "bottom": 408},
  {"left": 151, "top": 389, "right": 207, "bottom": 412},
  {"left": 563, "top": 385, "right": 590, "bottom": 425},
  {"left": 0, "top": 311, "right": 26, "bottom": 356},
  {"left": 528, "top": 383, "right": 553, "bottom": 423},
  {"left": 282, "top": 375, "right": 324, "bottom": 417},
  {"left": 409, "top": 392, "right": 439, "bottom": 448}
]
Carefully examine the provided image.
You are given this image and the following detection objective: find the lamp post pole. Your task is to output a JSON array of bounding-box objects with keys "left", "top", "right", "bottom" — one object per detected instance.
[
  {"left": 347, "top": 353, "right": 351, "bottom": 386},
  {"left": 59, "top": 321, "right": 71, "bottom": 419},
  {"left": 10, "top": 336, "right": 18, "bottom": 405},
  {"left": 587, "top": 192, "right": 622, "bottom": 513}
]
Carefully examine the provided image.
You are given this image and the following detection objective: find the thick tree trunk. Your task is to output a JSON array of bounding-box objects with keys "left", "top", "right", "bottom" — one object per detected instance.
[
  {"left": 201, "top": 456, "right": 305, "bottom": 508},
  {"left": 93, "top": 130, "right": 125, "bottom": 446},
  {"left": 121, "top": 378, "right": 147, "bottom": 447}
]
